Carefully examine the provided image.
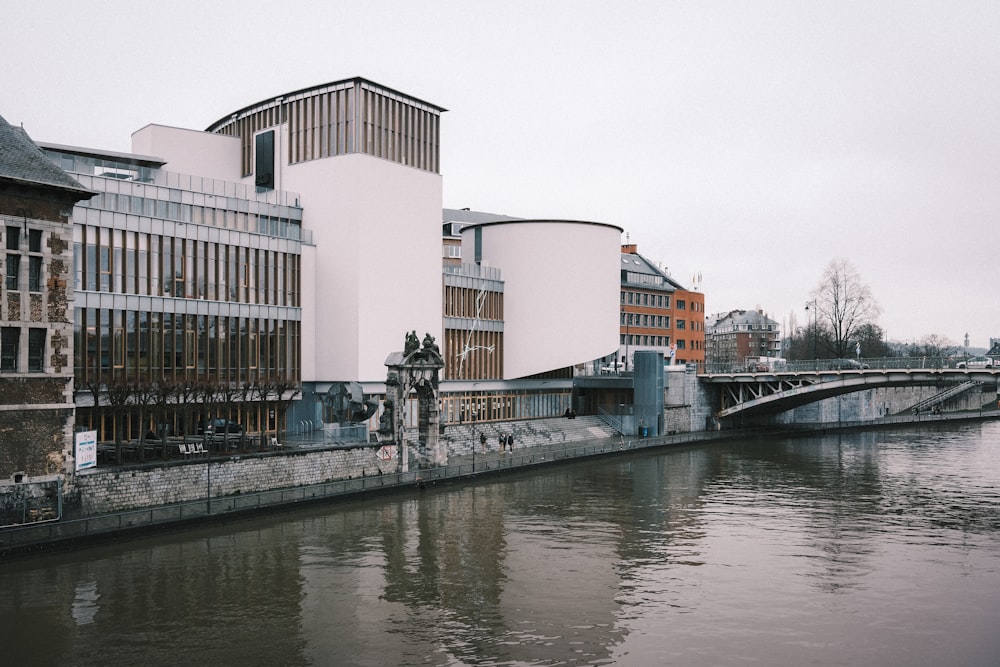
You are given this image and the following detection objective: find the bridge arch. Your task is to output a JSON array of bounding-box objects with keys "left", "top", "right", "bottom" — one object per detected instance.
[{"left": 703, "top": 368, "right": 999, "bottom": 420}]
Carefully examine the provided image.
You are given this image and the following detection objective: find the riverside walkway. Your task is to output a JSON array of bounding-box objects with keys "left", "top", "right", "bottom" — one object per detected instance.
[{"left": 2, "top": 410, "right": 998, "bottom": 555}]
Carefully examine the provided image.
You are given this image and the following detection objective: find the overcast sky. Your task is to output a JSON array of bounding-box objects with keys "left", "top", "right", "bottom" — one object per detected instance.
[{"left": 3, "top": 1, "right": 997, "bottom": 348}]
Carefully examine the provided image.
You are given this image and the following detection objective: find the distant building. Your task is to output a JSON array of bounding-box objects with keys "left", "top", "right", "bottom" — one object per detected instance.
[
  {"left": 986, "top": 338, "right": 1000, "bottom": 364},
  {"left": 705, "top": 309, "right": 781, "bottom": 369},
  {"left": 617, "top": 244, "right": 705, "bottom": 370},
  {"left": 0, "top": 115, "right": 94, "bottom": 479}
]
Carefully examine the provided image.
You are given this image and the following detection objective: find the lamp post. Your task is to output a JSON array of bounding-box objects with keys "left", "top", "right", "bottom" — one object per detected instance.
[
  {"left": 805, "top": 301, "right": 818, "bottom": 368},
  {"left": 206, "top": 441, "right": 212, "bottom": 515},
  {"left": 623, "top": 307, "right": 631, "bottom": 372},
  {"left": 470, "top": 409, "right": 477, "bottom": 472}
]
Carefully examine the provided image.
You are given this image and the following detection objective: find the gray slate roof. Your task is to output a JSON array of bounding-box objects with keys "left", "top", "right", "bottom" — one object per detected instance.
[
  {"left": 621, "top": 252, "right": 687, "bottom": 290},
  {"left": 443, "top": 208, "right": 524, "bottom": 225},
  {"left": 0, "top": 114, "right": 94, "bottom": 196}
]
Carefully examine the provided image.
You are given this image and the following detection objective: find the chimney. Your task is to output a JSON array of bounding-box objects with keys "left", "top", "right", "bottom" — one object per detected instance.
[{"left": 621, "top": 244, "right": 638, "bottom": 254}]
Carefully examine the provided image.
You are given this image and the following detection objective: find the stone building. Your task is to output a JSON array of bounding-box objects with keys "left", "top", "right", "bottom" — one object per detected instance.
[
  {"left": 705, "top": 309, "right": 781, "bottom": 369},
  {"left": 0, "top": 115, "right": 94, "bottom": 480}
]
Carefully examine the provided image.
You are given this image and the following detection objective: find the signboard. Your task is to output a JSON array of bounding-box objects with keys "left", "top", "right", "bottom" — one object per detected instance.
[
  {"left": 75, "top": 430, "right": 98, "bottom": 470},
  {"left": 376, "top": 445, "right": 395, "bottom": 462}
]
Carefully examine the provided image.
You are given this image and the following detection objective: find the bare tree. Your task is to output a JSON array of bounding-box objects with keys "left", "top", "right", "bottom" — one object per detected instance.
[
  {"left": 912, "top": 334, "right": 957, "bottom": 358},
  {"left": 103, "top": 379, "right": 134, "bottom": 465},
  {"left": 810, "top": 259, "right": 882, "bottom": 358},
  {"left": 131, "top": 379, "right": 156, "bottom": 462},
  {"left": 257, "top": 374, "right": 301, "bottom": 441}
]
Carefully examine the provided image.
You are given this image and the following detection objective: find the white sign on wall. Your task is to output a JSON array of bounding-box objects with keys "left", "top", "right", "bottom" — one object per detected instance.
[{"left": 75, "top": 430, "right": 98, "bottom": 471}]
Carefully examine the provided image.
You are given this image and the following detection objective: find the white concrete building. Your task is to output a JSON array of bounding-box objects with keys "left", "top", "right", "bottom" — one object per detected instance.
[{"left": 31, "top": 77, "right": 626, "bottom": 437}]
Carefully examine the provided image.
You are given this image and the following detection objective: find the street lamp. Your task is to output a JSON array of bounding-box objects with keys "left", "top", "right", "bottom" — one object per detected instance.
[
  {"left": 805, "top": 301, "right": 818, "bottom": 367},
  {"left": 470, "top": 409, "right": 477, "bottom": 472},
  {"left": 623, "top": 307, "right": 631, "bottom": 372}
]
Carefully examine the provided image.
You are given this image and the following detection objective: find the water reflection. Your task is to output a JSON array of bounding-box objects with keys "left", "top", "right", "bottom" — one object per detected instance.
[{"left": 2, "top": 421, "right": 999, "bottom": 665}]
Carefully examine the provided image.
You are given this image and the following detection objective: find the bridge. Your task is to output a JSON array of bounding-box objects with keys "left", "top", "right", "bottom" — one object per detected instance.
[{"left": 699, "top": 358, "right": 1000, "bottom": 419}]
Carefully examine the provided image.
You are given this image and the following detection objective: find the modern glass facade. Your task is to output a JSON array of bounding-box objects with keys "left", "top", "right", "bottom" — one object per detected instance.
[
  {"left": 443, "top": 263, "right": 504, "bottom": 381},
  {"left": 41, "top": 146, "right": 306, "bottom": 440}
]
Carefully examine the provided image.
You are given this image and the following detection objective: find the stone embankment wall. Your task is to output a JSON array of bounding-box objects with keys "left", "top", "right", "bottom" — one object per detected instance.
[
  {"left": 66, "top": 448, "right": 396, "bottom": 517},
  {"left": 777, "top": 384, "right": 996, "bottom": 424}
]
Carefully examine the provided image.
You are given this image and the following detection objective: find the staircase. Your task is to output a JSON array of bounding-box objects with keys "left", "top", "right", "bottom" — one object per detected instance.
[
  {"left": 901, "top": 380, "right": 980, "bottom": 415},
  {"left": 425, "top": 415, "right": 620, "bottom": 455}
]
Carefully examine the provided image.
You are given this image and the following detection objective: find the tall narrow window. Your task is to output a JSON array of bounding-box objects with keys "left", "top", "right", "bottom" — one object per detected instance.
[
  {"left": 28, "top": 229, "right": 42, "bottom": 253},
  {"left": 6, "top": 254, "right": 19, "bottom": 290},
  {"left": 255, "top": 130, "right": 275, "bottom": 189},
  {"left": 28, "top": 256, "right": 42, "bottom": 292},
  {"left": 1, "top": 327, "right": 19, "bottom": 371},
  {"left": 6, "top": 226, "right": 20, "bottom": 250},
  {"left": 28, "top": 328, "right": 45, "bottom": 372}
]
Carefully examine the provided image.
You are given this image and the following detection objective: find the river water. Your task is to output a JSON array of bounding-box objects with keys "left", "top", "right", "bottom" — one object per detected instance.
[{"left": 3, "top": 421, "right": 1000, "bottom": 666}]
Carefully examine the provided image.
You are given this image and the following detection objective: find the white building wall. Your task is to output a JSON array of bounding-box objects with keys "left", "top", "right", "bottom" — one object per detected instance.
[
  {"left": 463, "top": 221, "right": 621, "bottom": 379},
  {"left": 131, "top": 124, "right": 242, "bottom": 182},
  {"left": 134, "top": 120, "right": 442, "bottom": 385},
  {"left": 287, "top": 153, "right": 443, "bottom": 383}
]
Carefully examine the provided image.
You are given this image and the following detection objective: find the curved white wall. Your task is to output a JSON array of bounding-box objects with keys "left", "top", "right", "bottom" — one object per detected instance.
[
  {"left": 462, "top": 220, "right": 622, "bottom": 379},
  {"left": 291, "top": 154, "right": 443, "bottom": 384}
]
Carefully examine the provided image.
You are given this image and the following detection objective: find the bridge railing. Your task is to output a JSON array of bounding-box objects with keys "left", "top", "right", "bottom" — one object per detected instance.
[{"left": 703, "top": 357, "right": 956, "bottom": 374}]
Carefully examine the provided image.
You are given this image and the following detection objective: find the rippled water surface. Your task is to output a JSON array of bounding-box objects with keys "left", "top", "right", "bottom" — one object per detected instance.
[{"left": 3, "top": 422, "right": 1000, "bottom": 666}]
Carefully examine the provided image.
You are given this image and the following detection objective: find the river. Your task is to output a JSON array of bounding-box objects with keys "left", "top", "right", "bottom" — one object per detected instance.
[{"left": 2, "top": 421, "right": 999, "bottom": 666}]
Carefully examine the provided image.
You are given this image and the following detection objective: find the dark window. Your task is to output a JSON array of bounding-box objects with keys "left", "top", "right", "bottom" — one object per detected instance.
[
  {"left": 255, "top": 130, "right": 275, "bottom": 189},
  {"left": 6, "top": 254, "right": 19, "bottom": 290},
  {"left": 677, "top": 300, "right": 686, "bottom": 310},
  {"left": 6, "top": 226, "right": 20, "bottom": 250},
  {"left": 28, "top": 229, "right": 42, "bottom": 253},
  {"left": 28, "top": 256, "right": 42, "bottom": 292},
  {"left": 1, "top": 327, "right": 19, "bottom": 371},
  {"left": 28, "top": 328, "right": 45, "bottom": 371}
]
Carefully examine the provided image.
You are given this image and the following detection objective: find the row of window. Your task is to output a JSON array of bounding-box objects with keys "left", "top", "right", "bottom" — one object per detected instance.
[
  {"left": 78, "top": 191, "right": 304, "bottom": 241},
  {"left": 74, "top": 307, "right": 300, "bottom": 384},
  {"left": 620, "top": 336, "right": 706, "bottom": 353},
  {"left": 623, "top": 313, "right": 673, "bottom": 329},
  {"left": 0, "top": 327, "right": 46, "bottom": 372},
  {"left": 710, "top": 324, "right": 777, "bottom": 333},
  {"left": 709, "top": 333, "right": 780, "bottom": 341},
  {"left": 73, "top": 226, "right": 301, "bottom": 306},
  {"left": 444, "top": 284, "right": 503, "bottom": 321},
  {"left": 443, "top": 389, "right": 571, "bottom": 425},
  {"left": 622, "top": 291, "right": 672, "bottom": 308},
  {"left": 44, "top": 149, "right": 300, "bottom": 210},
  {"left": 621, "top": 334, "right": 676, "bottom": 348}
]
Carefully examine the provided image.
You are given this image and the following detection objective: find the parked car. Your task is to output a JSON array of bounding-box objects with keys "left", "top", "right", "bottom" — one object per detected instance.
[
  {"left": 828, "top": 358, "right": 870, "bottom": 370},
  {"left": 956, "top": 356, "right": 995, "bottom": 369},
  {"left": 198, "top": 418, "right": 244, "bottom": 435}
]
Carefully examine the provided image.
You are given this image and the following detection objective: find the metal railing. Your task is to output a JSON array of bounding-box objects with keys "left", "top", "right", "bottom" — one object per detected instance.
[
  {"left": 702, "top": 357, "right": 973, "bottom": 374},
  {"left": 4, "top": 409, "right": 998, "bottom": 554}
]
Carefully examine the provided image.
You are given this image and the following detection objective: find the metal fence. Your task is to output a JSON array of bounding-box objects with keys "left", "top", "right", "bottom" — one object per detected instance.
[
  {"left": 703, "top": 356, "right": 964, "bottom": 374},
  {"left": 4, "top": 410, "right": 997, "bottom": 554},
  {"left": 0, "top": 430, "right": 729, "bottom": 553}
]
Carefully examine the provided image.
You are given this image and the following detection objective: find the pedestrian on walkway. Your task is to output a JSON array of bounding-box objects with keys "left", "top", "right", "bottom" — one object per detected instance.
[{"left": 480, "top": 431, "right": 487, "bottom": 452}]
